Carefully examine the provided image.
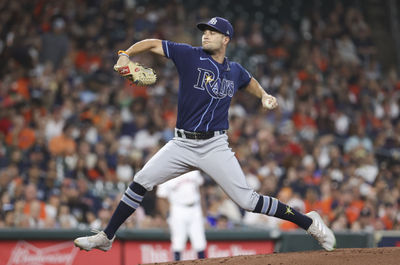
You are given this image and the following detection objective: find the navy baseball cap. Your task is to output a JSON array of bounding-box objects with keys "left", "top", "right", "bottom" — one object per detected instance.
[{"left": 197, "top": 17, "right": 234, "bottom": 39}]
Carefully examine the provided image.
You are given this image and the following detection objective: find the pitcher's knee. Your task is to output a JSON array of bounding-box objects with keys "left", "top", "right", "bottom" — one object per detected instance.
[
  {"left": 133, "top": 170, "right": 154, "bottom": 191},
  {"left": 239, "top": 201, "right": 255, "bottom": 212},
  {"left": 235, "top": 192, "right": 259, "bottom": 211}
]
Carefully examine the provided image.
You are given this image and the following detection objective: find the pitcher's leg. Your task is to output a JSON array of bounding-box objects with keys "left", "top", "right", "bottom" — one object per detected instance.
[
  {"left": 134, "top": 139, "right": 196, "bottom": 190},
  {"left": 199, "top": 137, "right": 312, "bottom": 227},
  {"left": 198, "top": 138, "right": 335, "bottom": 250},
  {"left": 104, "top": 140, "right": 195, "bottom": 240},
  {"left": 199, "top": 142, "right": 259, "bottom": 211}
]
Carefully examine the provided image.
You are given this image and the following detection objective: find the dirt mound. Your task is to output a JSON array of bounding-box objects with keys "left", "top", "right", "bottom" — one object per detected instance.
[{"left": 145, "top": 247, "right": 400, "bottom": 265}]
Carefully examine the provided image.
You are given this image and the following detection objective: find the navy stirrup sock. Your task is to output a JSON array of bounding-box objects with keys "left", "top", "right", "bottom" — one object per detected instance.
[
  {"left": 174, "top": 252, "right": 181, "bottom": 261},
  {"left": 174, "top": 250, "right": 204, "bottom": 260},
  {"left": 253, "top": 195, "right": 312, "bottom": 230},
  {"left": 197, "top": 250, "right": 206, "bottom": 259},
  {"left": 104, "top": 182, "right": 147, "bottom": 240}
]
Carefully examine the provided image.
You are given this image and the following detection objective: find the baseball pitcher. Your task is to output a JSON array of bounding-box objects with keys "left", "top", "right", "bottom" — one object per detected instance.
[{"left": 75, "top": 17, "right": 336, "bottom": 253}]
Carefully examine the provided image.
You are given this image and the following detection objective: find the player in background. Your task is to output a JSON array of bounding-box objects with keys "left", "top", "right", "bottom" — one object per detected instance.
[
  {"left": 156, "top": 170, "right": 207, "bottom": 261},
  {"left": 74, "top": 17, "right": 336, "bottom": 253}
]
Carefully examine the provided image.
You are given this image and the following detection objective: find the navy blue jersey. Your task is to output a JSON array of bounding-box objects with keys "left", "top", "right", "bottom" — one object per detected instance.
[{"left": 162, "top": 40, "right": 252, "bottom": 132}]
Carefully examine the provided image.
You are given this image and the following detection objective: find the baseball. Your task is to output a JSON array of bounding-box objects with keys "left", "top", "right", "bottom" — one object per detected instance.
[{"left": 264, "top": 98, "right": 277, "bottom": 109}]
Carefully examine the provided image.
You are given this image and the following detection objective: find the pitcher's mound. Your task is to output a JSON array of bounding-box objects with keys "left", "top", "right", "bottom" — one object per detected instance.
[{"left": 146, "top": 247, "right": 400, "bottom": 265}]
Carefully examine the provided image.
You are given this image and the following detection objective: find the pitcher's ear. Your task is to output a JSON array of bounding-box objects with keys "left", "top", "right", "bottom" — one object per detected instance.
[{"left": 223, "top": 36, "right": 230, "bottom": 45}]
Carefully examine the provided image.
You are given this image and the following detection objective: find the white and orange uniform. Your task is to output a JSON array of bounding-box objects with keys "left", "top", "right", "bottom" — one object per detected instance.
[{"left": 156, "top": 170, "right": 207, "bottom": 253}]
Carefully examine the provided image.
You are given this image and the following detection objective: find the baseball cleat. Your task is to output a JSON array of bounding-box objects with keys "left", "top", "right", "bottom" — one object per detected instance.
[
  {"left": 74, "top": 230, "right": 115, "bottom": 252},
  {"left": 306, "top": 211, "right": 336, "bottom": 251}
]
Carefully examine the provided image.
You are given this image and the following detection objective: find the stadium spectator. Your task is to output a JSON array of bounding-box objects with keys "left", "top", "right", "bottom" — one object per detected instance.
[{"left": 0, "top": 0, "right": 399, "bottom": 232}]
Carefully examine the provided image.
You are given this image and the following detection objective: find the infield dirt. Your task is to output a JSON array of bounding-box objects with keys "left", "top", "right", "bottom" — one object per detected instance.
[{"left": 145, "top": 247, "right": 400, "bottom": 265}]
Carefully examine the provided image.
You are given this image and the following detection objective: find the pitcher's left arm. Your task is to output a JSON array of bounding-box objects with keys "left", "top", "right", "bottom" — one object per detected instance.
[{"left": 244, "top": 77, "right": 278, "bottom": 110}]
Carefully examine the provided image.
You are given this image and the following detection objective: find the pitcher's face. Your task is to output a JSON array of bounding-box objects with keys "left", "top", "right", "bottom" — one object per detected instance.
[{"left": 202, "top": 29, "right": 228, "bottom": 54}]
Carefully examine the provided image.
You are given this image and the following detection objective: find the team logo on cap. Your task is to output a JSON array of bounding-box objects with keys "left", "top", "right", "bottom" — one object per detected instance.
[{"left": 209, "top": 18, "right": 217, "bottom": 25}]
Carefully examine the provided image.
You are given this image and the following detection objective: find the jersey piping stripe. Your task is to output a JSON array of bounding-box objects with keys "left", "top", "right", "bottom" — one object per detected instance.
[
  {"left": 194, "top": 98, "right": 214, "bottom": 131},
  {"left": 163, "top": 40, "right": 170, "bottom": 58},
  {"left": 121, "top": 194, "right": 140, "bottom": 209},
  {"left": 244, "top": 69, "right": 252, "bottom": 79},
  {"left": 206, "top": 99, "right": 221, "bottom": 131},
  {"left": 125, "top": 187, "right": 144, "bottom": 202},
  {"left": 195, "top": 57, "right": 220, "bottom": 131}
]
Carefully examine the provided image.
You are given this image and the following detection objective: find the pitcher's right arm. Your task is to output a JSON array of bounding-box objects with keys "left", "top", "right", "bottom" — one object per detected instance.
[{"left": 116, "top": 39, "right": 164, "bottom": 65}]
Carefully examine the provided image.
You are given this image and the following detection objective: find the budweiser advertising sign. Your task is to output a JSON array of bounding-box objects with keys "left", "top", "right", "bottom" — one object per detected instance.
[
  {"left": 0, "top": 240, "right": 273, "bottom": 265},
  {"left": 6, "top": 241, "right": 78, "bottom": 265},
  {"left": 0, "top": 240, "right": 121, "bottom": 265}
]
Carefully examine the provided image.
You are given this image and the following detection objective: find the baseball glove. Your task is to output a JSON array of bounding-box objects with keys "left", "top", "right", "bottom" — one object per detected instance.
[{"left": 114, "top": 61, "right": 157, "bottom": 86}]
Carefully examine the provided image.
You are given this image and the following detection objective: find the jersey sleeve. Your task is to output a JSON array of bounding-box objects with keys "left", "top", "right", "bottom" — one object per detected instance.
[
  {"left": 236, "top": 63, "right": 252, "bottom": 90},
  {"left": 162, "top": 40, "right": 196, "bottom": 74},
  {"left": 162, "top": 40, "right": 194, "bottom": 62}
]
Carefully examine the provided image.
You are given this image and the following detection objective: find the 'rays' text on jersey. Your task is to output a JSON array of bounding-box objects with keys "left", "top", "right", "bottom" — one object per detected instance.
[{"left": 194, "top": 68, "right": 234, "bottom": 99}]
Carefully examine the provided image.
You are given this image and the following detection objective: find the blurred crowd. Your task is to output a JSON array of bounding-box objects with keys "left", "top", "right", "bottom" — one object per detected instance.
[{"left": 0, "top": 0, "right": 400, "bottom": 232}]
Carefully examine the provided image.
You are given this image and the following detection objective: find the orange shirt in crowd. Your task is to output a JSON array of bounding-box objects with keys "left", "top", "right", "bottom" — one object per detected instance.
[
  {"left": 345, "top": 200, "right": 364, "bottom": 224},
  {"left": 92, "top": 114, "right": 112, "bottom": 132},
  {"left": 74, "top": 50, "right": 102, "bottom": 73},
  {"left": 319, "top": 197, "right": 335, "bottom": 222},
  {"left": 304, "top": 200, "right": 323, "bottom": 214},
  {"left": 128, "top": 83, "right": 148, "bottom": 99},
  {"left": 279, "top": 220, "right": 299, "bottom": 231},
  {"left": 13, "top": 78, "right": 30, "bottom": 100},
  {"left": 80, "top": 110, "right": 112, "bottom": 132},
  {"left": 6, "top": 127, "right": 36, "bottom": 150},
  {"left": 23, "top": 201, "right": 47, "bottom": 220},
  {"left": 381, "top": 215, "right": 394, "bottom": 230},
  {"left": 292, "top": 113, "right": 317, "bottom": 130},
  {"left": 48, "top": 134, "right": 76, "bottom": 156}
]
